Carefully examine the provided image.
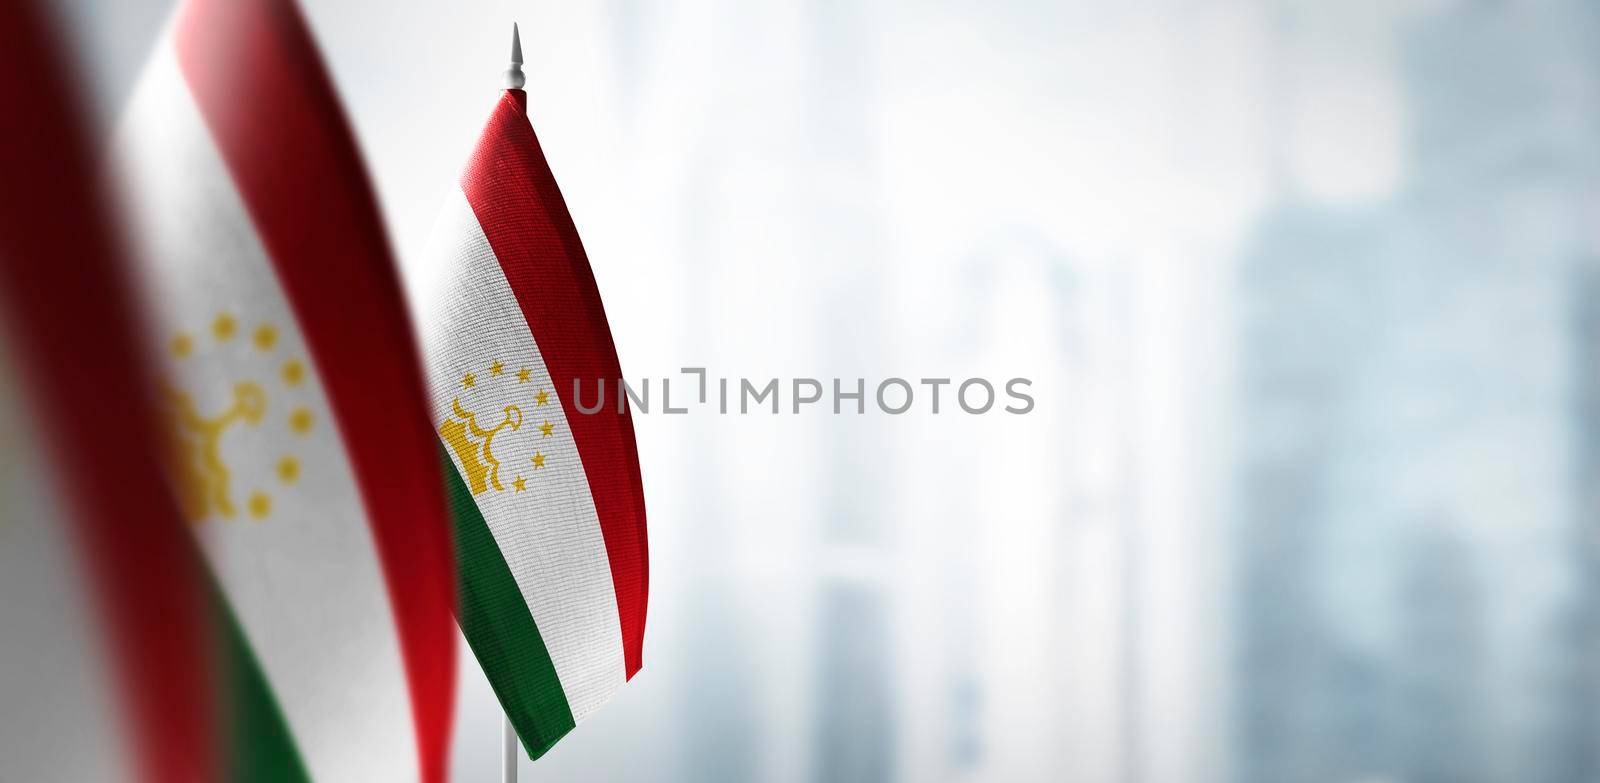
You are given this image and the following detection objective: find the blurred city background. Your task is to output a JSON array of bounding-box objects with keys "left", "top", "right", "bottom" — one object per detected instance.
[{"left": 49, "top": 0, "right": 1600, "bottom": 780}]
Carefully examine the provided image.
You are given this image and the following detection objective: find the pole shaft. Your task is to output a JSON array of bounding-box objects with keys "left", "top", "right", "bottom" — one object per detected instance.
[{"left": 502, "top": 713, "right": 518, "bottom": 783}]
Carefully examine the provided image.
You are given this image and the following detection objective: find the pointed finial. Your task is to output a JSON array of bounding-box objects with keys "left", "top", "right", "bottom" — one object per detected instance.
[{"left": 504, "top": 23, "right": 526, "bottom": 90}]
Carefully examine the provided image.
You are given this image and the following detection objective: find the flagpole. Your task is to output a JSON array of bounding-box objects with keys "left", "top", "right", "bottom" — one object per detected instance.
[
  {"left": 505, "top": 22, "right": 526, "bottom": 91},
  {"left": 502, "top": 713, "right": 519, "bottom": 782},
  {"left": 499, "top": 22, "right": 526, "bottom": 783}
]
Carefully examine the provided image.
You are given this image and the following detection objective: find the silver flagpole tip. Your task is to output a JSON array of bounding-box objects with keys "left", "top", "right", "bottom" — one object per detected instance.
[{"left": 504, "top": 23, "right": 526, "bottom": 90}]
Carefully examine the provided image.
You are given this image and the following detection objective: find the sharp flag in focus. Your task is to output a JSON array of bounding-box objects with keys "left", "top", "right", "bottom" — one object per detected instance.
[
  {"left": 113, "top": 0, "right": 457, "bottom": 780},
  {"left": 413, "top": 25, "right": 650, "bottom": 760}
]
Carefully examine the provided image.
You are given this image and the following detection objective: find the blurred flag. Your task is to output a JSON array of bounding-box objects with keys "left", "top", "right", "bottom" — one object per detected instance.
[
  {"left": 413, "top": 30, "right": 649, "bottom": 760},
  {"left": 112, "top": 1, "right": 455, "bottom": 781},
  {"left": 0, "top": 3, "right": 216, "bottom": 782}
]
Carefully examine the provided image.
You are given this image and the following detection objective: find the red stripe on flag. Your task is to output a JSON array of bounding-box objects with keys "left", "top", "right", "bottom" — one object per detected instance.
[
  {"left": 172, "top": 1, "right": 455, "bottom": 778},
  {"left": 460, "top": 91, "right": 649, "bottom": 678},
  {"left": 0, "top": 4, "right": 217, "bottom": 781}
]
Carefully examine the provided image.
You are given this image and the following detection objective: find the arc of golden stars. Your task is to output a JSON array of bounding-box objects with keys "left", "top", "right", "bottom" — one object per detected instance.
[
  {"left": 475, "top": 359, "right": 544, "bottom": 395},
  {"left": 465, "top": 358, "right": 556, "bottom": 474},
  {"left": 469, "top": 359, "right": 549, "bottom": 407}
]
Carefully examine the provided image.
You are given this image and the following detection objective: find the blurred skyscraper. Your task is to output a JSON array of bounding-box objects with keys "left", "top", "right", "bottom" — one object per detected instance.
[
  {"left": 804, "top": 2, "right": 897, "bottom": 782},
  {"left": 1233, "top": 1, "right": 1600, "bottom": 781}
]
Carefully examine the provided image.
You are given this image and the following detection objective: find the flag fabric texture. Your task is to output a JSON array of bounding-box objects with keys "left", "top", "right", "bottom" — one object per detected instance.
[
  {"left": 113, "top": 1, "right": 456, "bottom": 780},
  {"left": 414, "top": 88, "right": 649, "bottom": 759},
  {"left": 0, "top": 4, "right": 215, "bottom": 781}
]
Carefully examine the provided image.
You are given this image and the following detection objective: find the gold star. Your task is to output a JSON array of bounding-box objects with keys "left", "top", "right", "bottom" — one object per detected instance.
[
  {"left": 539, "top": 421, "right": 554, "bottom": 438},
  {"left": 212, "top": 313, "right": 237, "bottom": 341},
  {"left": 248, "top": 491, "right": 271, "bottom": 519},
  {"left": 517, "top": 367, "right": 531, "bottom": 383},
  {"left": 282, "top": 359, "right": 305, "bottom": 387},
  {"left": 170, "top": 333, "right": 194, "bottom": 358},
  {"left": 531, "top": 452, "right": 546, "bottom": 469},
  {"left": 534, "top": 389, "right": 549, "bottom": 406},
  {"left": 277, "top": 456, "right": 300, "bottom": 484},
  {"left": 513, "top": 475, "right": 526, "bottom": 492},
  {"left": 253, "top": 324, "right": 278, "bottom": 351},
  {"left": 289, "top": 407, "right": 314, "bottom": 435},
  {"left": 462, "top": 372, "right": 476, "bottom": 389},
  {"left": 490, "top": 360, "right": 505, "bottom": 376}
]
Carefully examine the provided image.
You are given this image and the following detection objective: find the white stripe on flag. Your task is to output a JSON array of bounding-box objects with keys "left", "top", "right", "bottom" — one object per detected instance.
[{"left": 414, "top": 186, "right": 626, "bottom": 722}]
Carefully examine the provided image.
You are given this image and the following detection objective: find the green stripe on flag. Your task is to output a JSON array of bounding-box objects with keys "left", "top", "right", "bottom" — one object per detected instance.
[
  {"left": 213, "top": 583, "right": 311, "bottom": 782},
  {"left": 441, "top": 447, "right": 577, "bottom": 759}
]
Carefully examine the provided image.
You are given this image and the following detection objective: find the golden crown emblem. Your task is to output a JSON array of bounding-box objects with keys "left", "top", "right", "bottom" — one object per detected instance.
[
  {"left": 165, "top": 380, "right": 265, "bottom": 520},
  {"left": 439, "top": 360, "right": 554, "bottom": 496},
  {"left": 440, "top": 399, "right": 522, "bottom": 495}
]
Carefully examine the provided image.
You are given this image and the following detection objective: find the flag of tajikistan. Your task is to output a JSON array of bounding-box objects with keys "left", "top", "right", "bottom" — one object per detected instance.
[
  {"left": 114, "top": 1, "right": 457, "bottom": 780},
  {"left": 413, "top": 79, "right": 650, "bottom": 759}
]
